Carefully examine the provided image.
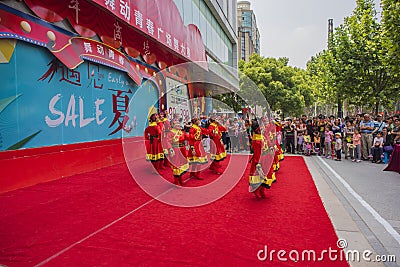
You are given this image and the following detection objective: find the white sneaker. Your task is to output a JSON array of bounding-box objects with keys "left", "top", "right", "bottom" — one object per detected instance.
[{"left": 356, "top": 160, "right": 362, "bottom": 163}]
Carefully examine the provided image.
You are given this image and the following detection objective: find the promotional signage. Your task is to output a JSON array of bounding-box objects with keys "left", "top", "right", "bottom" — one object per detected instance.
[
  {"left": 0, "top": 5, "right": 143, "bottom": 84},
  {"left": 166, "top": 77, "right": 190, "bottom": 121},
  {"left": 0, "top": 41, "right": 159, "bottom": 151},
  {"left": 90, "top": 0, "right": 206, "bottom": 63},
  {"left": 15, "top": 0, "right": 207, "bottom": 68}
]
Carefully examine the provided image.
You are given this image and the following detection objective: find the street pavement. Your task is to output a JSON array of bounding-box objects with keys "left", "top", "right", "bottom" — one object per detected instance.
[{"left": 304, "top": 154, "right": 400, "bottom": 267}]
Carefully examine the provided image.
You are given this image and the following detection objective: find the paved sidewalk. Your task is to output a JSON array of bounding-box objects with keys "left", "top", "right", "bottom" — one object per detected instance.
[{"left": 304, "top": 155, "right": 399, "bottom": 267}]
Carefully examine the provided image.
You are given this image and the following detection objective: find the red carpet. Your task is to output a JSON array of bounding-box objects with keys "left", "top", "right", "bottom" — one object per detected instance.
[{"left": 0, "top": 156, "right": 348, "bottom": 266}]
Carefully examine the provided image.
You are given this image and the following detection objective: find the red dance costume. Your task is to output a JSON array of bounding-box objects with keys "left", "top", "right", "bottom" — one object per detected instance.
[
  {"left": 159, "top": 117, "right": 172, "bottom": 168},
  {"left": 249, "top": 128, "right": 274, "bottom": 198},
  {"left": 187, "top": 124, "right": 208, "bottom": 179},
  {"left": 208, "top": 122, "right": 227, "bottom": 174},
  {"left": 144, "top": 121, "right": 164, "bottom": 171},
  {"left": 164, "top": 128, "right": 189, "bottom": 186},
  {"left": 262, "top": 128, "right": 277, "bottom": 181}
]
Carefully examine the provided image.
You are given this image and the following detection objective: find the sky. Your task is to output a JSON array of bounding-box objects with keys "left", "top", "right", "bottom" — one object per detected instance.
[{"left": 248, "top": 0, "right": 381, "bottom": 69}]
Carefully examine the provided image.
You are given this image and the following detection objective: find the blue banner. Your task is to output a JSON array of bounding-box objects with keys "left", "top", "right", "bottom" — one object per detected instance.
[{"left": 0, "top": 41, "right": 159, "bottom": 151}]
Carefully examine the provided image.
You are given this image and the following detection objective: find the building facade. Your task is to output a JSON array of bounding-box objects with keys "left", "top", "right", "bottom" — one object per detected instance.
[
  {"left": 0, "top": 0, "right": 238, "bottom": 192},
  {"left": 237, "top": 1, "right": 260, "bottom": 61},
  {"left": 173, "top": 0, "right": 237, "bottom": 69}
]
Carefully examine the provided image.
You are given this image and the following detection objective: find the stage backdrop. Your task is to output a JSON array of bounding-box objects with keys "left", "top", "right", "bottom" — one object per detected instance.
[{"left": 0, "top": 41, "right": 159, "bottom": 151}]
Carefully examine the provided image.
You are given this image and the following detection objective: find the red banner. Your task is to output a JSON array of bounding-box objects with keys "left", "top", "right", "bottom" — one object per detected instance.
[
  {"left": 0, "top": 6, "right": 142, "bottom": 85},
  {"left": 90, "top": 0, "right": 206, "bottom": 63},
  {"left": 54, "top": 37, "right": 143, "bottom": 85},
  {"left": 21, "top": 0, "right": 207, "bottom": 69}
]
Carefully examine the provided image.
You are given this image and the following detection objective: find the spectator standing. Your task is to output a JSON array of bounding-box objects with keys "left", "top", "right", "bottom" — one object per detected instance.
[
  {"left": 301, "top": 114, "right": 308, "bottom": 124},
  {"left": 245, "top": 119, "right": 252, "bottom": 153},
  {"left": 392, "top": 117, "right": 400, "bottom": 144},
  {"left": 314, "top": 132, "right": 321, "bottom": 155},
  {"left": 318, "top": 116, "right": 326, "bottom": 155},
  {"left": 359, "top": 114, "right": 374, "bottom": 160},
  {"left": 232, "top": 118, "right": 240, "bottom": 152},
  {"left": 283, "top": 119, "right": 295, "bottom": 154},
  {"left": 352, "top": 128, "right": 362, "bottom": 162},
  {"left": 324, "top": 126, "right": 334, "bottom": 158},
  {"left": 354, "top": 114, "right": 362, "bottom": 128},
  {"left": 343, "top": 121, "right": 355, "bottom": 159},
  {"left": 334, "top": 133, "right": 342, "bottom": 161},
  {"left": 386, "top": 117, "right": 394, "bottom": 133},
  {"left": 306, "top": 119, "right": 314, "bottom": 141},
  {"left": 297, "top": 132, "right": 304, "bottom": 154},
  {"left": 303, "top": 131, "right": 312, "bottom": 156},
  {"left": 225, "top": 119, "right": 232, "bottom": 153},
  {"left": 332, "top": 119, "right": 343, "bottom": 136},
  {"left": 382, "top": 127, "right": 394, "bottom": 158}
]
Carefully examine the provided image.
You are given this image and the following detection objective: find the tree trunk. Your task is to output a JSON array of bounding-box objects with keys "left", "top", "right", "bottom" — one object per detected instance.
[
  {"left": 374, "top": 99, "right": 380, "bottom": 116},
  {"left": 337, "top": 91, "right": 343, "bottom": 119}
]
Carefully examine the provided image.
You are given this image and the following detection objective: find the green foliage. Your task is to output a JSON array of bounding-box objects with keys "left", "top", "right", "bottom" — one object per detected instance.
[
  {"left": 307, "top": 0, "right": 400, "bottom": 114},
  {"left": 382, "top": 0, "right": 400, "bottom": 75},
  {"left": 218, "top": 0, "right": 400, "bottom": 117},
  {"left": 238, "top": 54, "right": 315, "bottom": 117}
]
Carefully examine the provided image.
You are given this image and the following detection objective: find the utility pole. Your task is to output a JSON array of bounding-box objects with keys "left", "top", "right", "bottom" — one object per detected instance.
[
  {"left": 328, "top": 19, "right": 343, "bottom": 118},
  {"left": 328, "top": 19, "right": 333, "bottom": 49}
]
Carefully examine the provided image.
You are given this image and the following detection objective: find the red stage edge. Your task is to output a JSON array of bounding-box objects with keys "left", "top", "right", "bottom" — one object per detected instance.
[{"left": 0, "top": 137, "right": 142, "bottom": 194}]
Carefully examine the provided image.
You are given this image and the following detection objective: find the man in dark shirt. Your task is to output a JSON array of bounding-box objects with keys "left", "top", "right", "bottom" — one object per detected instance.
[{"left": 283, "top": 119, "right": 295, "bottom": 154}]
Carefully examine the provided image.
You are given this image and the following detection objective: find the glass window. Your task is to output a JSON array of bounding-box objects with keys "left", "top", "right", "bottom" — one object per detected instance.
[
  {"left": 217, "top": 26, "right": 222, "bottom": 61},
  {"left": 241, "top": 36, "right": 245, "bottom": 60},
  {"left": 192, "top": 0, "right": 200, "bottom": 27},
  {"left": 199, "top": 2, "right": 207, "bottom": 44},
  {"left": 206, "top": 20, "right": 212, "bottom": 51},
  {"left": 183, "top": 0, "right": 193, "bottom": 25},
  {"left": 212, "top": 27, "right": 217, "bottom": 54},
  {"left": 228, "top": 44, "right": 233, "bottom": 65},
  {"left": 199, "top": 1, "right": 208, "bottom": 43}
]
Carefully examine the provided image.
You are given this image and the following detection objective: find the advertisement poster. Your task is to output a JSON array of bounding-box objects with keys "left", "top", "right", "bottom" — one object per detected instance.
[
  {"left": 166, "top": 77, "right": 190, "bottom": 121},
  {"left": 0, "top": 41, "right": 159, "bottom": 151}
]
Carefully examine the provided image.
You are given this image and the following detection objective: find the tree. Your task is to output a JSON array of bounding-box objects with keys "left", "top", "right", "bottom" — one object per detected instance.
[
  {"left": 382, "top": 0, "right": 400, "bottom": 75},
  {"left": 309, "top": 0, "right": 399, "bottom": 115},
  {"left": 239, "top": 54, "right": 315, "bottom": 118},
  {"left": 307, "top": 51, "right": 337, "bottom": 107}
]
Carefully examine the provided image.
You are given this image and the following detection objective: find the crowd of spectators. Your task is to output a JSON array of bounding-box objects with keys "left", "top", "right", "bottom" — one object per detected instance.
[
  {"left": 281, "top": 113, "right": 400, "bottom": 164},
  {"left": 170, "top": 111, "right": 400, "bottom": 164}
]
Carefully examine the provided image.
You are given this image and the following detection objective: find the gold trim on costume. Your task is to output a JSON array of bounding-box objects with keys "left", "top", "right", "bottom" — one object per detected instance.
[
  {"left": 252, "top": 134, "right": 263, "bottom": 141},
  {"left": 188, "top": 155, "right": 208, "bottom": 164},
  {"left": 172, "top": 163, "right": 189, "bottom": 176},
  {"left": 146, "top": 153, "right": 165, "bottom": 161},
  {"left": 210, "top": 151, "right": 227, "bottom": 161}
]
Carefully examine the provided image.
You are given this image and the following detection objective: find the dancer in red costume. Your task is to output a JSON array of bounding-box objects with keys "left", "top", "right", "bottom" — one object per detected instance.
[
  {"left": 187, "top": 117, "right": 209, "bottom": 179},
  {"left": 248, "top": 119, "right": 274, "bottom": 199},
  {"left": 262, "top": 122, "right": 277, "bottom": 182},
  {"left": 164, "top": 120, "right": 190, "bottom": 186},
  {"left": 144, "top": 114, "right": 164, "bottom": 172},
  {"left": 159, "top": 111, "right": 172, "bottom": 168},
  {"left": 267, "top": 141, "right": 278, "bottom": 183},
  {"left": 208, "top": 116, "right": 227, "bottom": 174}
]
